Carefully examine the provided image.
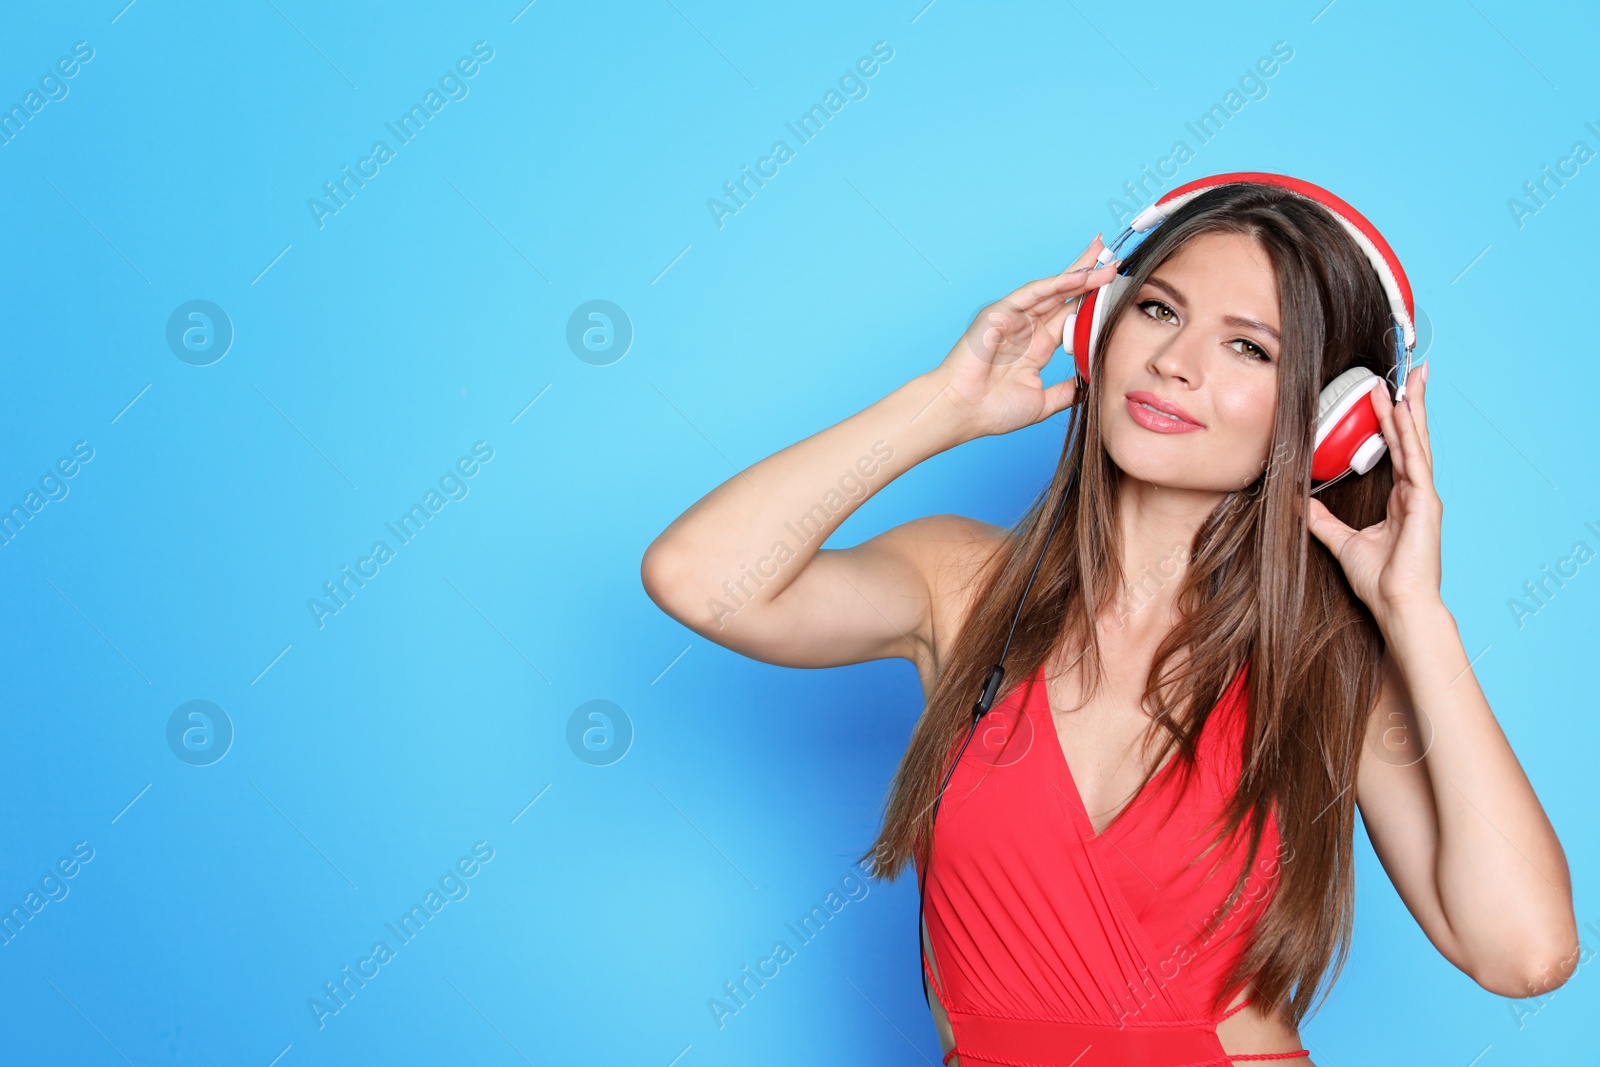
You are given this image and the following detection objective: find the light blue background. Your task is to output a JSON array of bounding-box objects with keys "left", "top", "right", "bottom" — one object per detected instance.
[{"left": 0, "top": 0, "right": 1594, "bottom": 1063}]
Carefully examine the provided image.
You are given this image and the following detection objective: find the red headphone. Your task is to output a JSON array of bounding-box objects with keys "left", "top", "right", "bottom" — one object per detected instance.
[{"left": 1066, "top": 172, "right": 1417, "bottom": 489}]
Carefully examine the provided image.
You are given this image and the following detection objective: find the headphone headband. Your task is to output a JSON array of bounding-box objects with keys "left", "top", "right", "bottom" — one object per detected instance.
[{"left": 1101, "top": 171, "right": 1417, "bottom": 351}]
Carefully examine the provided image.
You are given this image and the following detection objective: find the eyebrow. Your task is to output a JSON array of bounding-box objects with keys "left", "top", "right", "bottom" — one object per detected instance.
[{"left": 1142, "top": 276, "right": 1281, "bottom": 344}]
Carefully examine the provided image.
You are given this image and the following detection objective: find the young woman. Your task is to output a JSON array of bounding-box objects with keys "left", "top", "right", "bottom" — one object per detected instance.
[{"left": 640, "top": 178, "right": 1576, "bottom": 1066}]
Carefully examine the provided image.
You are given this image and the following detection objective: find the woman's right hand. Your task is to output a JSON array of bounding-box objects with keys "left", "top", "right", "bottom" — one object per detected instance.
[{"left": 932, "top": 234, "right": 1122, "bottom": 439}]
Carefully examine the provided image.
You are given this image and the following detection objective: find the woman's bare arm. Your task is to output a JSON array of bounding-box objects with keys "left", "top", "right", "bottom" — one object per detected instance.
[
  {"left": 1311, "top": 363, "right": 1578, "bottom": 997},
  {"left": 641, "top": 374, "right": 982, "bottom": 669},
  {"left": 1355, "top": 614, "right": 1577, "bottom": 999},
  {"left": 640, "top": 236, "right": 1120, "bottom": 674}
]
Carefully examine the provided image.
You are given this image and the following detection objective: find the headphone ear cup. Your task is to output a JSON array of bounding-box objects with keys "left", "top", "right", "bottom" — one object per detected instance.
[
  {"left": 1071, "top": 273, "right": 1134, "bottom": 383},
  {"left": 1071, "top": 289, "right": 1098, "bottom": 382},
  {"left": 1312, "top": 367, "right": 1387, "bottom": 482}
]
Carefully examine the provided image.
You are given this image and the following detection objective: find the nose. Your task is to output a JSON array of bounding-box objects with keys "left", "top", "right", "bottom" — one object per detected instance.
[{"left": 1146, "top": 325, "right": 1204, "bottom": 386}]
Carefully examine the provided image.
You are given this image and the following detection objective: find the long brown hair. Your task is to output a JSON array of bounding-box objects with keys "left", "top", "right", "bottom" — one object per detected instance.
[{"left": 861, "top": 182, "right": 1398, "bottom": 1027}]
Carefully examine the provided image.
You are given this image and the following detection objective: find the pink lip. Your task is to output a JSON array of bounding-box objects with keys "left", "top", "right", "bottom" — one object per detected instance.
[{"left": 1125, "top": 391, "right": 1203, "bottom": 433}]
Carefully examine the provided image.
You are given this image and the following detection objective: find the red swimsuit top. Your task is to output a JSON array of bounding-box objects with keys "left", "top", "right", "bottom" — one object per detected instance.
[{"left": 918, "top": 660, "right": 1311, "bottom": 1066}]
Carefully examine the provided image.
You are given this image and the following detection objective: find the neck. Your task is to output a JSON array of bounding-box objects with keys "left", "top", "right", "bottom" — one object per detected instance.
[{"left": 1107, "top": 470, "right": 1224, "bottom": 635}]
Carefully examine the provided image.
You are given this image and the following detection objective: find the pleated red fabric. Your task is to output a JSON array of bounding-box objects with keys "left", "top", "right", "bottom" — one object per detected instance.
[{"left": 918, "top": 661, "right": 1311, "bottom": 1066}]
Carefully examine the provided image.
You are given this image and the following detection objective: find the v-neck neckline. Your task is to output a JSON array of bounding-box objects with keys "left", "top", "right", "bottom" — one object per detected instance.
[{"left": 1036, "top": 663, "right": 1207, "bottom": 843}]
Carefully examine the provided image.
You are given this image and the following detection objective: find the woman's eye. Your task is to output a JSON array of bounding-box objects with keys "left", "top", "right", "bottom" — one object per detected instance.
[
  {"left": 1229, "top": 339, "right": 1272, "bottom": 363},
  {"left": 1136, "top": 299, "right": 1176, "bottom": 323}
]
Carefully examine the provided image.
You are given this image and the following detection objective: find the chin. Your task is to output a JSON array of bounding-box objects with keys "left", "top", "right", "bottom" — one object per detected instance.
[
  {"left": 1106, "top": 435, "right": 1187, "bottom": 479},
  {"left": 1107, "top": 442, "right": 1249, "bottom": 495}
]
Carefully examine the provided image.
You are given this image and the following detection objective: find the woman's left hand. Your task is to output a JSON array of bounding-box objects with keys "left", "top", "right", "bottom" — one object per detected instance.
[{"left": 1305, "top": 359, "right": 1444, "bottom": 626}]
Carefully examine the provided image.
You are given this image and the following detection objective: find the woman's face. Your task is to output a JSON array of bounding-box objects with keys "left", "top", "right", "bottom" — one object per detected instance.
[{"left": 1096, "top": 230, "right": 1282, "bottom": 494}]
